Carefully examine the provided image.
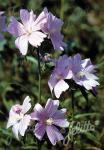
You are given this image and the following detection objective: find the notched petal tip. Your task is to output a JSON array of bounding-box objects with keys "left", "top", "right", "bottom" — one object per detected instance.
[
  {"left": 33, "top": 103, "right": 43, "bottom": 112},
  {"left": 22, "top": 95, "right": 31, "bottom": 114}
]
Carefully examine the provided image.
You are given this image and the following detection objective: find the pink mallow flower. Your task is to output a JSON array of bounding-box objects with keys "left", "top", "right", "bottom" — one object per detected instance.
[
  {"left": 7, "top": 96, "right": 31, "bottom": 139},
  {"left": 48, "top": 54, "right": 99, "bottom": 98},
  {"left": 31, "top": 98, "right": 69, "bottom": 145},
  {"left": 48, "top": 55, "right": 73, "bottom": 98},
  {"left": 0, "top": 11, "right": 6, "bottom": 41},
  {"left": 41, "top": 8, "right": 67, "bottom": 51},
  {"left": 7, "top": 9, "right": 47, "bottom": 55},
  {"left": 70, "top": 53, "right": 100, "bottom": 90}
]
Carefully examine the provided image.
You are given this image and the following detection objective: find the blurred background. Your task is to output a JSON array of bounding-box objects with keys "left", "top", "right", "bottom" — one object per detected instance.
[{"left": 0, "top": 0, "right": 104, "bottom": 149}]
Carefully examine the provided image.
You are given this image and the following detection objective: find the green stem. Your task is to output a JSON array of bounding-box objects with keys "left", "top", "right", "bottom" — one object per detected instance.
[
  {"left": 71, "top": 89, "right": 74, "bottom": 120},
  {"left": 37, "top": 140, "right": 41, "bottom": 150},
  {"left": 37, "top": 48, "right": 41, "bottom": 103},
  {"left": 60, "top": 0, "right": 64, "bottom": 20},
  {"left": 71, "top": 89, "right": 74, "bottom": 150}
]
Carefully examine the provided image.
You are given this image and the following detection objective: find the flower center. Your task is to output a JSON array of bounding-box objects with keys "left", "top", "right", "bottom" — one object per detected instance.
[
  {"left": 17, "top": 113, "right": 24, "bottom": 121},
  {"left": 27, "top": 27, "right": 32, "bottom": 35},
  {"left": 13, "top": 105, "right": 22, "bottom": 114},
  {"left": 76, "top": 71, "right": 85, "bottom": 78},
  {"left": 46, "top": 118, "right": 53, "bottom": 125},
  {"left": 11, "top": 112, "right": 24, "bottom": 122}
]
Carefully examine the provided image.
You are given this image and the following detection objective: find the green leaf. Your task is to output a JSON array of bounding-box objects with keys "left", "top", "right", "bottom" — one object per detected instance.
[
  {"left": 84, "top": 132, "right": 101, "bottom": 146},
  {"left": 21, "top": 146, "right": 37, "bottom": 149},
  {"left": 26, "top": 56, "right": 38, "bottom": 65},
  {"left": 74, "top": 113, "right": 101, "bottom": 119},
  {"left": 0, "top": 40, "right": 6, "bottom": 51}
]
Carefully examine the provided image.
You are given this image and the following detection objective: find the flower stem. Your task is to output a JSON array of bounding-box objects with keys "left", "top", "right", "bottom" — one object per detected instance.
[
  {"left": 71, "top": 89, "right": 74, "bottom": 120},
  {"left": 60, "top": 0, "right": 64, "bottom": 20},
  {"left": 37, "top": 140, "right": 41, "bottom": 150},
  {"left": 37, "top": 48, "right": 41, "bottom": 103},
  {"left": 71, "top": 89, "right": 74, "bottom": 150}
]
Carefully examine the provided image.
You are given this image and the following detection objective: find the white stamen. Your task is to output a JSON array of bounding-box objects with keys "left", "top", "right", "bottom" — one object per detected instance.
[
  {"left": 76, "top": 71, "right": 85, "bottom": 78},
  {"left": 46, "top": 118, "right": 53, "bottom": 125}
]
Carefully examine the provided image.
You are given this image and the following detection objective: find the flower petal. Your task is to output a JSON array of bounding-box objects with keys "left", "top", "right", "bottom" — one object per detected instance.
[
  {"left": 88, "top": 80, "right": 99, "bottom": 87},
  {"left": 0, "top": 11, "right": 4, "bottom": 15},
  {"left": 29, "top": 31, "right": 46, "bottom": 47},
  {"left": 45, "top": 98, "right": 59, "bottom": 116},
  {"left": 48, "top": 72, "right": 58, "bottom": 93},
  {"left": 29, "top": 10, "right": 36, "bottom": 26},
  {"left": 85, "top": 73, "right": 99, "bottom": 80},
  {"left": 33, "top": 103, "right": 43, "bottom": 112},
  {"left": 22, "top": 96, "right": 31, "bottom": 114},
  {"left": 12, "top": 122, "right": 20, "bottom": 139},
  {"left": 82, "top": 58, "right": 91, "bottom": 68},
  {"left": 83, "top": 80, "right": 99, "bottom": 90},
  {"left": 53, "top": 119, "right": 69, "bottom": 128},
  {"left": 73, "top": 53, "right": 81, "bottom": 66},
  {"left": 20, "top": 9, "right": 30, "bottom": 25},
  {"left": 31, "top": 103, "right": 45, "bottom": 120},
  {"left": 46, "top": 125, "right": 64, "bottom": 145},
  {"left": 52, "top": 108, "right": 66, "bottom": 119},
  {"left": 7, "top": 107, "right": 20, "bottom": 128},
  {"left": 82, "top": 80, "right": 92, "bottom": 90},
  {"left": 54, "top": 80, "right": 69, "bottom": 98},
  {"left": 7, "top": 16, "right": 25, "bottom": 37},
  {"left": 15, "top": 35, "right": 28, "bottom": 55},
  {"left": 48, "top": 12, "right": 63, "bottom": 31},
  {"left": 0, "top": 15, "right": 6, "bottom": 32},
  {"left": 50, "top": 32, "right": 65, "bottom": 51},
  {"left": 7, "top": 114, "right": 18, "bottom": 128},
  {"left": 34, "top": 123, "right": 46, "bottom": 140},
  {"left": 65, "top": 70, "right": 73, "bottom": 79},
  {"left": 19, "top": 115, "right": 31, "bottom": 137},
  {"left": 33, "top": 7, "right": 48, "bottom": 30}
]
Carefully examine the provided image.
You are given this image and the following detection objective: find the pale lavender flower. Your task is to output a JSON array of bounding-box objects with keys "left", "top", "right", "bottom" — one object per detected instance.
[
  {"left": 70, "top": 54, "right": 99, "bottom": 90},
  {"left": 7, "top": 96, "right": 31, "bottom": 139},
  {"left": 0, "top": 11, "right": 6, "bottom": 40},
  {"left": 48, "top": 54, "right": 99, "bottom": 98},
  {"left": 48, "top": 55, "right": 72, "bottom": 98},
  {"left": 7, "top": 9, "right": 47, "bottom": 55},
  {"left": 31, "top": 98, "right": 69, "bottom": 145},
  {"left": 41, "top": 8, "right": 67, "bottom": 51}
]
